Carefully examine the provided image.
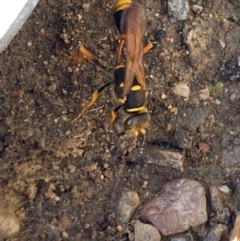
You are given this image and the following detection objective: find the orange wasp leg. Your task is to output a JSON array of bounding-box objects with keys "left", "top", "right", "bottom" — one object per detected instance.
[
  {"left": 143, "top": 42, "right": 153, "bottom": 54},
  {"left": 116, "top": 41, "right": 153, "bottom": 64},
  {"left": 70, "top": 81, "right": 113, "bottom": 124}
]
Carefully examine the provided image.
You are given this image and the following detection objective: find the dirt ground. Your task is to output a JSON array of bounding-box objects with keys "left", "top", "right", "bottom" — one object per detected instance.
[{"left": 0, "top": 0, "right": 240, "bottom": 240}]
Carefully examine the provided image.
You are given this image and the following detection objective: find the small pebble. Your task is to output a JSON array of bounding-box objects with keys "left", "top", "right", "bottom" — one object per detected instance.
[
  {"left": 191, "top": 5, "right": 203, "bottom": 14},
  {"left": 77, "top": 14, "right": 82, "bottom": 20},
  {"left": 83, "top": 3, "right": 90, "bottom": 12},
  {"left": 117, "top": 190, "right": 140, "bottom": 224},
  {"left": 48, "top": 83, "right": 57, "bottom": 93},
  {"left": 209, "top": 186, "right": 225, "bottom": 213},
  {"left": 203, "top": 224, "right": 228, "bottom": 241},
  {"left": 60, "top": 33, "right": 70, "bottom": 44},
  {"left": 168, "top": 0, "right": 189, "bottom": 23},
  {"left": 142, "top": 181, "right": 148, "bottom": 189},
  {"left": 103, "top": 163, "right": 109, "bottom": 169},
  {"left": 65, "top": 130, "right": 71, "bottom": 135},
  {"left": 161, "top": 93, "right": 167, "bottom": 99},
  {"left": 27, "top": 41, "right": 33, "bottom": 47},
  {"left": 170, "top": 106, "right": 178, "bottom": 115},
  {"left": 166, "top": 123, "right": 172, "bottom": 131},
  {"left": 172, "top": 83, "right": 190, "bottom": 98},
  {"left": 198, "top": 142, "right": 210, "bottom": 154},
  {"left": 84, "top": 223, "right": 90, "bottom": 229},
  {"left": 117, "top": 225, "right": 123, "bottom": 232},
  {"left": 198, "top": 87, "right": 210, "bottom": 100},
  {"left": 230, "top": 93, "right": 236, "bottom": 101},
  {"left": 134, "top": 221, "right": 161, "bottom": 241},
  {"left": 171, "top": 237, "right": 189, "bottom": 241},
  {"left": 218, "top": 185, "right": 231, "bottom": 194}
]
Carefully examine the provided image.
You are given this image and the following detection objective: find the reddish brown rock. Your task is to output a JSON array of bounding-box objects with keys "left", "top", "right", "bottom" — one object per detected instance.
[
  {"left": 198, "top": 142, "right": 210, "bottom": 154},
  {"left": 141, "top": 178, "right": 207, "bottom": 236}
]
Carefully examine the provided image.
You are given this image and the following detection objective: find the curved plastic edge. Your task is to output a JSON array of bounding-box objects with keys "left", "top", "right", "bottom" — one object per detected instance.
[{"left": 0, "top": 0, "right": 39, "bottom": 53}]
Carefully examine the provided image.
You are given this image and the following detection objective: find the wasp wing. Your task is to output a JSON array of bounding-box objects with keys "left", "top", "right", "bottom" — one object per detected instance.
[{"left": 122, "top": 3, "right": 146, "bottom": 97}]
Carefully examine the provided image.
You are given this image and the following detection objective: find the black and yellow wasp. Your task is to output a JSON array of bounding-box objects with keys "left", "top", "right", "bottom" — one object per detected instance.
[
  {"left": 66, "top": 48, "right": 150, "bottom": 152},
  {"left": 57, "top": 0, "right": 153, "bottom": 152}
]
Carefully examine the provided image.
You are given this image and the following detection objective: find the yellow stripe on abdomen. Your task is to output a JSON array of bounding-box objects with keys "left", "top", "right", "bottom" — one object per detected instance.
[
  {"left": 126, "top": 106, "right": 145, "bottom": 112},
  {"left": 118, "top": 98, "right": 126, "bottom": 104},
  {"left": 115, "top": 0, "right": 132, "bottom": 12},
  {"left": 131, "top": 85, "right": 141, "bottom": 91}
]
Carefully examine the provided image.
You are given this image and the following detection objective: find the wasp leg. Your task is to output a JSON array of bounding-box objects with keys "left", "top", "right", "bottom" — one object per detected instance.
[
  {"left": 111, "top": 105, "right": 122, "bottom": 128},
  {"left": 126, "top": 134, "right": 138, "bottom": 154},
  {"left": 125, "top": 127, "right": 146, "bottom": 153},
  {"left": 123, "top": 127, "right": 139, "bottom": 154},
  {"left": 116, "top": 38, "right": 153, "bottom": 64},
  {"left": 116, "top": 35, "right": 126, "bottom": 64},
  {"left": 70, "top": 81, "right": 113, "bottom": 124},
  {"left": 143, "top": 42, "right": 153, "bottom": 54},
  {"left": 139, "top": 128, "right": 146, "bottom": 146}
]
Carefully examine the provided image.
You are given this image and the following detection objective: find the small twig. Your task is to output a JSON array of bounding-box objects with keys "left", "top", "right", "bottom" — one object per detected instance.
[
  {"left": 86, "top": 30, "right": 102, "bottom": 33},
  {"left": 88, "top": 105, "right": 104, "bottom": 112}
]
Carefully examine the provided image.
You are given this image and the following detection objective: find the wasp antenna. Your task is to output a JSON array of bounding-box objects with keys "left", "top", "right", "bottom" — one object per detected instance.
[{"left": 79, "top": 45, "right": 110, "bottom": 71}]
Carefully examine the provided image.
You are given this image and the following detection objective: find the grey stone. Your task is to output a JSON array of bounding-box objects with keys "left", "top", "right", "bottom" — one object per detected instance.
[
  {"left": 133, "top": 145, "right": 184, "bottom": 171},
  {"left": 172, "top": 83, "right": 190, "bottom": 98},
  {"left": 203, "top": 224, "right": 228, "bottom": 241},
  {"left": 222, "top": 145, "right": 240, "bottom": 167},
  {"left": 171, "top": 237, "right": 190, "bottom": 241},
  {"left": 134, "top": 221, "right": 161, "bottom": 241},
  {"left": 209, "top": 186, "right": 225, "bottom": 213},
  {"left": 198, "top": 87, "right": 210, "bottom": 100},
  {"left": 117, "top": 190, "right": 140, "bottom": 224},
  {"left": 168, "top": 0, "right": 189, "bottom": 23},
  {"left": 221, "top": 118, "right": 240, "bottom": 167}
]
